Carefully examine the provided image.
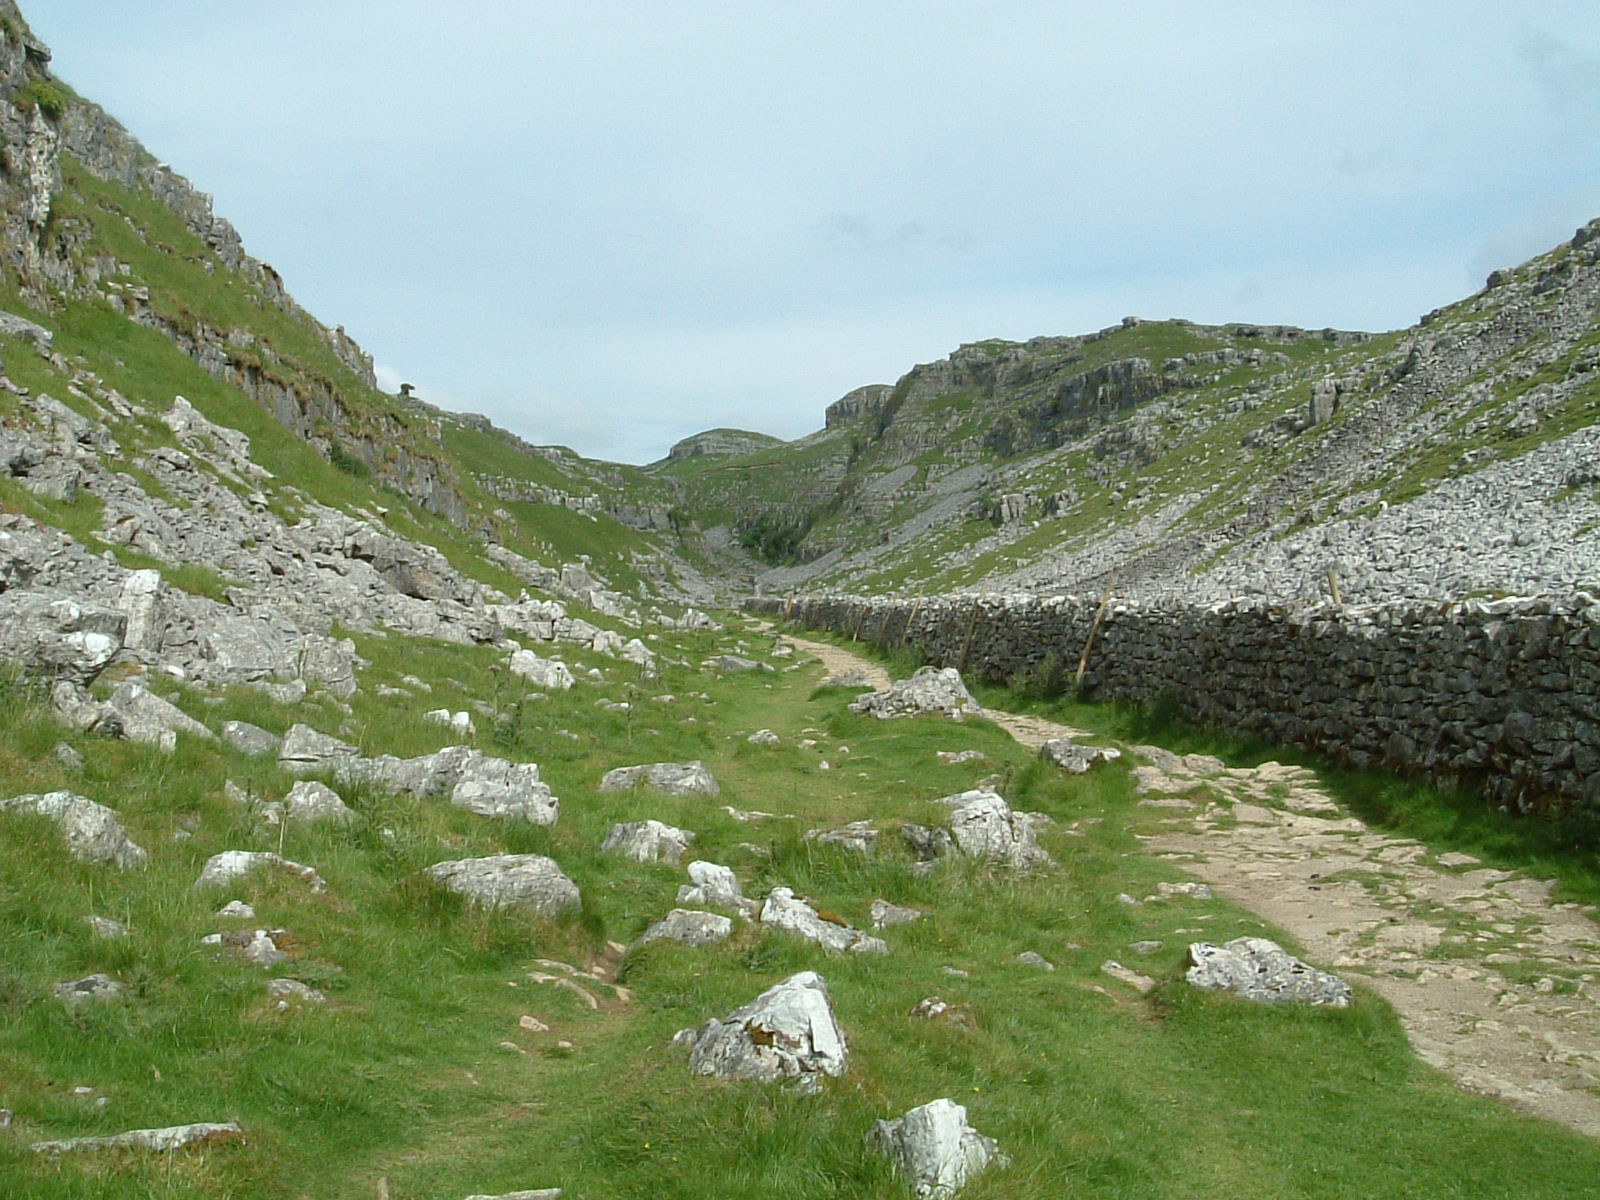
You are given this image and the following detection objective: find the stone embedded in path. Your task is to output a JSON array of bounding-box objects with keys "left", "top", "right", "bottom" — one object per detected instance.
[
  {"left": 424, "top": 854, "right": 580, "bottom": 918},
  {"left": 682, "top": 970, "right": 848, "bottom": 1084},
  {"left": 1039, "top": 737, "right": 1122, "bottom": 774},
  {"left": 599, "top": 760, "right": 720, "bottom": 797},
  {"left": 1186, "top": 937, "right": 1352, "bottom": 1007},
  {"left": 601, "top": 819, "right": 695, "bottom": 864},
  {"left": 1101, "top": 960, "right": 1156, "bottom": 993},
  {"left": 33, "top": 1122, "right": 243, "bottom": 1155},
  {"left": 194, "top": 850, "right": 327, "bottom": 893},
  {"left": 868, "top": 1097, "right": 1006, "bottom": 1199},
  {"left": 636, "top": 908, "right": 733, "bottom": 948},
  {"left": 0, "top": 791, "right": 148, "bottom": 868},
  {"left": 760, "top": 887, "right": 888, "bottom": 954},
  {"left": 850, "top": 666, "right": 981, "bottom": 721}
]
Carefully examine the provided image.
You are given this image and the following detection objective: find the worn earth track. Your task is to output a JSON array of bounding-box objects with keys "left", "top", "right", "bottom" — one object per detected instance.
[{"left": 784, "top": 632, "right": 1600, "bottom": 1137}]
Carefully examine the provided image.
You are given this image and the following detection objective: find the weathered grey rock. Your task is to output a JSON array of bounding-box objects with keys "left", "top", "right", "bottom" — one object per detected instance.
[
  {"left": 850, "top": 667, "right": 980, "bottom": 721},
  {"left": 277, "top": 723, "right": 362, "bottom": 777},
  {"left": 677, "top": 860, "right": 758, "bottom": 918},
  {"left": 507, "top": 649, "right": 575, "bottom": 690},
  {"left": 601, "top": 819, "right": 695, "bottom": 864},
  {"left": 449, "top": 754, "right": 559, "bottom": 823},
  {"left": 599, "top": 760, "right": 720, "bottom": 797},
  {"left": 1100, "top": 960, "right": 1155, "bottom": 993},
  {"left": 1153, "top": 881, "right": 1212, "bottom": 901},
  {"left": 1186, "top": 937, "right": 1352, "bottom": 1007},
  {"left": 1015, "top": 951, "right": 1055, "bottom": 971},
  {"left": 424, "top": 708, "right": 476, "bottom": 737},
  {"left": 193, "top": 850, "right": 327, "bottom": 892},
  {"left": 869, "top": 1098, "right": 1006, "bottom": 1199},
  {"left": 636, "top": 908, "right": 734, "bottom": 947},
  {"left": 54, "top": 973, "right": 125, "bottom": 1004},
  {"left": 267, "top": 978, "right": 325, "bottom": 1004},
  {"left": 279, "top": 780, "right": 357, "bottom": 825},
  {"left": 707, "top": 654, "right": 773, "bottom": 673},
  {"left": 748, "top": 728, "right": 782, "bottom": 746},
  {"left": 53, "top": 741, "right": 85, "bottom": 771},
  {"left": 0, "top": 791, "right": 147, "bottom": 868},
  {"left": 105, "top": 680, "right": 215, "bottom": 747},
  {"left": 760, "top": 887, "right": 888, "bottom": 954},
  {"left": 805, "top": 820, "right": 879, "bottom": 853},
  {"left": 216, "top": 900, "right": 256, "bottom": 919},
  {"left": 460, "top": 1191, "right": 562, "bottom": 1200},
  {"left": 936, "top": 749, "right": 987, "bottom": 765},
  {"left": 116, "top": 569, "right": 164, "bottom": 654},
  {"left": 871, "top": 899, "right": 924, "bottom": 929},
  {"left": 946, "top": 792, "right": 1052, "bottom": 870},
  {"left": 901, "top": 823, "right": 954, "bottom": 862},
  {"left": 222, "top": 720, "right": 280, "bottom": 756},
  {"left": 49, "top": 680, "right": 120, "bottom": 735},
  {"left": 1039, "top": 738, "right": 1123, "bottom": 773},
  {"left": 82, "top": 915, "right": 127, "bottom": 940},
  {"left": 0, "top": 590, "right": 124, "bottom": 684},
  {"left": 32, "top": 1122, "right": 243, "bottom": 1155},
  {"left": 424, "top": 854, "right": 580, "bottom": 918},
  {"left": 684, "top": 971, "right": 847, "bottom": 1083}
]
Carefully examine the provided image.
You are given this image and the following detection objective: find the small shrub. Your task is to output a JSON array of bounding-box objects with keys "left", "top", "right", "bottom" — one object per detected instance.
[
  {"left": 327, "top": 439, "right": 370, "bottom": 476},
  {"left": 17, "top": 79, "right": 66, "bottom": 120}
]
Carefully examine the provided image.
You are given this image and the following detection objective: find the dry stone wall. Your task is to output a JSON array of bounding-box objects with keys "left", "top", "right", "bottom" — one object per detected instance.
[{"left": 752, "top": 591, "right": 1600, "bottom": 817}]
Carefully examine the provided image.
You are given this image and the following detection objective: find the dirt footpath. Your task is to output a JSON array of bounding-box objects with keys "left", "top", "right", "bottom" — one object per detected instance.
[{"left": 783, "top": 632, "right": 1600, "bottom": 1137}]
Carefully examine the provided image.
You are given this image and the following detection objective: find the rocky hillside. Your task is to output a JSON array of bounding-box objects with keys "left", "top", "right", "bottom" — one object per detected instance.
[{"left": 663, "top": 232, "right": 1600, "bottom": 606}]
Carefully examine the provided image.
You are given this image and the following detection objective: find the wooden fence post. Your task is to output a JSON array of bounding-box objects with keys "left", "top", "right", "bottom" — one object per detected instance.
[
  {"left": 1074, "top": 579, "right": 1116, "bottom": 692},
  {"left": 957, "top": 596, "right": 983, "bottom": 672}
]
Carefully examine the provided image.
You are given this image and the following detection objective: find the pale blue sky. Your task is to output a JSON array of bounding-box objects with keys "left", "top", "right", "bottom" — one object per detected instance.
[{"left": 24, "top": 1, "right": 1600, "bottom": 462}]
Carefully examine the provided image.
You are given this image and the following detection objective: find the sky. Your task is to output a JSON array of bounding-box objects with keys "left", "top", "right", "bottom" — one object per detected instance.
[{"left": 22, "top": 1, "right": 1600, "bottom": 464}]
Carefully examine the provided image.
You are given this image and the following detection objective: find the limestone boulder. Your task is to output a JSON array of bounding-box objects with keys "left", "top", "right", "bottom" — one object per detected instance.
[
  {"left": 760, "top": 887, "right": 888, "bottom": 954},
  {"left": 683, "top": 971, "right": 848, "bottom": 1084},
  {"left": 106, "top": 682, "right": 214, "bottom": 746},
  {"left": 194, "top": 850, "right": 327, "bottom": 893},
  {"left": 424, "top": 854, "right": 580, "bottom": 918},
  {"left": 1186, "top": 937, "right": 1352, "bottom": 1007},
  {"left": 677, "top": 860, "right": 759, "bottom": 918},
  {"left": 277, "top": 723, "right": 361, "bottom": 777},
  {"left": 0, "top": 791, "right": 147, "bottom": 868},
  {"left": 850, "top": 667, "right": 980, "bottom": 720},
  {"left": 222, "top": 720, "right": 280, "bottom": 757},
  {"left": 946, "top": 791, "right": 1052, "bottom": 871},
  {"left": 599, "top": 760, "right": 720, "bottom": 797},
  {"left": 507, "top": 649, "right": 574, "bottom": 691},
  {"left": 636, "top": 908, "right": 733, "bottom": 948},
  {"left": 32, "top": 1122, "right": 243, "bottom": 1155},
  {"left": 278, "top": 780, "right": 357, "bottom": 825},
  {"left": 449, "top": 754, "right": 559, "bottom": 823},
  {"left": 601, "top": 819, "right": 695, "bottom": 864},
  {"left": 869, "top": 1098, "right": 1006, "bottom": 1199},
  {"left": 0, "top": 590, "right": 125, "bottom": 684},
  {"left": 1040, "top": 738, "right": 1122, "bottom": 773}
]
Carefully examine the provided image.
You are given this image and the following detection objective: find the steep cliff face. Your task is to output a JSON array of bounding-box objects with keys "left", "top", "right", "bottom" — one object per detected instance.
[{"left": 0, "top": 2, "right": 484, "bottom": 523}]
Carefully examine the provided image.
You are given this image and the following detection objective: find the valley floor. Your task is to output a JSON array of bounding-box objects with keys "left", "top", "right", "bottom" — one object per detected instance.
[{"left": 791, "top": 633, "right": 1600, "bottom": 1139}]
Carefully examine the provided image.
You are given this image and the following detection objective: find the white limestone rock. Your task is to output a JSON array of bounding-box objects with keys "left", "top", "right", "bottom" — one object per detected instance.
[
  {"left": 599, "top": 760, "right": 720, "bottom": 797},
  {"left": 850, "top": 667, "right": 980, "bottom": 720},
  {"left": 760, "top": 887, "right": 888, "bottom": 954},
  {"left": 193, "top": 850, "right": 327, "bottom": 893},
  {"left": 869, "top": 1098, "right": 1006, "bottom": 1199},
  {"left": 946, "top": 791, "right": 1052, "bottom": 870},
  {"left": 1186, "top": 937, "right": 1351, "bottom": 1007},
  {"left": 677, "top": 860, "right": 759, "bottom": 918},
  {"left": 636, "top": 908, "right": 733, "bottom": 948},
  {"left": 683, "top": 971, "right": 848, "bottom": 1083},
  {"left": 0, "top": 791, "right": 147, "bottom": 868},
  {"left": 507, "top": 649, "right": 575, "bottom": 690},
  {"left": 424, "top": 854, "right": 580, "bottom": 918},
  {"left": 601, "top": 819, "right": 695, "bottom": 864},
  {"left": 33, "top": 1122, "right": 243, "bottom": 1155},
  {"left": 1039, "top": 737, "right": 1123, "bottom": 773}
]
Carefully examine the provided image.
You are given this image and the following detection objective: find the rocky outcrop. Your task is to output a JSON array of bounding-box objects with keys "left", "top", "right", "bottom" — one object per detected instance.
[
  {"left": 0, "top": 791, "right": 146, "bottom": 867},
  {"left": 424, "top": 854, "right": 580, "bottom": 918},
  {"left": 849, "top": 667, "right": 980, "bottom": 720}
]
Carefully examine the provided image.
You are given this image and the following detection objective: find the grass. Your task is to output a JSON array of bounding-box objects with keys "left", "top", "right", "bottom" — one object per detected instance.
[{"left": 7, "top": 621, "right": 1600, "bottom": 1198}]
